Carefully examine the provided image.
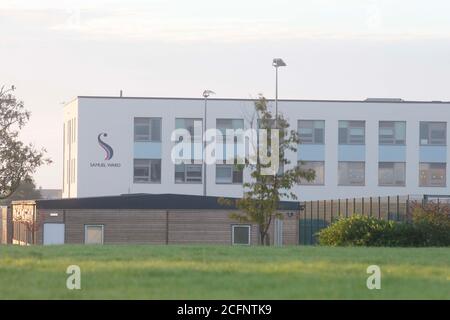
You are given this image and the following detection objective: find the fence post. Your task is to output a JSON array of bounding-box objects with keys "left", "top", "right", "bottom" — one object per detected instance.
[
  {"left": 310, "top": 201, "right": 313, "bottom": 245},
  {"left": 345, "top": 199, "right": 349, "bottom": 217},
  {"left": 369, "top": 197, "right": 373, "bottom": 217},
  {"left": 362, "top": 197, "right": 365, "bottom": 216},
  {"left": 330, "top": 200, "right": 334, "bottom": 222},
  {"left": 316, "top": 200, "right": 320, "bottom": 240},
  {"left": 396, "top": 195, "right": 400, "bottom": 221},
  {"left": 406, "top": 195, "right": 410, "bottom": 220},
  {"left": 338, "top": 199, "right": 341, "bottom": 218},
  {"left": 387, "top": 196, "right": 390, "bottom": 221},
  {"left": 378, "top": 197, "right": 381, "bottom": 219}
]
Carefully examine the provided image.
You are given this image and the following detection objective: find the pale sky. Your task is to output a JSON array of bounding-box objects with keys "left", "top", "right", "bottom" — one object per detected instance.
[{"left": 2, "top": 0, "right": 450, "bottom": 189}]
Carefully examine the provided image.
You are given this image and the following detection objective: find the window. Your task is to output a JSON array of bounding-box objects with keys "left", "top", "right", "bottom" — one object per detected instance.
[
  {"left": 298, "top": 161, "right": 324, "bottom": 185},
  {"left": 216, "top": 164, "right": 243, "bottom": 184},
  {"left": 72, "top": 159, "right": 76, "bottom": 183},
  {"left": 298, "top": 120, "right": 325, "bottom": 144},
  {"left": 176, "top": 118, "right": 202, "bottom": 142},
  {"left": 73, "top": 118, "right": 76, "bottom": 143},
  {"left": 232, "top": 225, "right": 251, "bottom": 245},
  {"left": 216, "top": 119, "right": 244, "bottom": 136},
  {"left": 379, "top": 121, "right": 406, "bottom": 145},
  {"left": 338, "top": 121, "right": 365, "bottom": 145},
  {"left": 338, "top": 162, "right": 365, "bottom": 186},
  {"left": 419, "top": 163, "right": 446, "bottom": 187},
  {"left": 134, "top": 118, "right": 161, "bottom": 142},
  {"left": 85, "top": 225, "right": 104, "bottom": 244},
  {"left": 420, "top": 122, "right": 446, "bottom": 145},
  {"left": 67, "top": 120, "right": 71, "bottom": 145},
  {"left": 133, "top": 159, "right": 161, "bottom": 183},
  {"left": 378, "top": 162, "right": 406, "bottom": 186},
  {"left": 66, "top": 160, "right": 69, "bottom": 184},
  {"left": 175, "top": 163, "right": 202, "bottom": 183}
]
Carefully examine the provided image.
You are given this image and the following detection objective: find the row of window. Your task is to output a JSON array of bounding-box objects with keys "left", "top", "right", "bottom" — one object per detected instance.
[
  {"left": 302, "top": 120, "right": 447, "bottom": 145},
  {"left": 84, "top": 224, "right": 251, "bottom": 245},
  {"left": 63, "top": 117, "right": 77, "bottom": 191},
  {"left": 134, "top": 160, "right": 243, "bottom": 184},
  {"left": 135, "top": 118, "right": 245, "bottom": 142},
  {"left": 133, "top": 159, "right": 446, "bottom": 187},
  {"left": 134, "top": 118, "right": 447, "bottom": 146},
  {"left": 301, "top": 161, "right": 446, "bottom": 187}
]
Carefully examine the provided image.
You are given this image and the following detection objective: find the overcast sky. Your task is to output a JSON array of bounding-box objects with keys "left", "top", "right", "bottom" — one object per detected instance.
[{"left": 2, "top": 0, "right": 450, "bottom": 189}]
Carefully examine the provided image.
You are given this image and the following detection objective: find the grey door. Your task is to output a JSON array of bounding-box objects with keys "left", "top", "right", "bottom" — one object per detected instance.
[{"left": 43, "top": 223, "right": 65, "bottom": 245}]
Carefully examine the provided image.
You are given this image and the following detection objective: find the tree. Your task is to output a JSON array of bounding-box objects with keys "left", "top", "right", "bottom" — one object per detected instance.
[
  {"left": 220, "top": 95, "right": 315, "bottom": 245},
  {"left": 0, "top": 179, "right": 42, "bottom": 206},
  {"left": 0, "top": 85, "right": 51, "bottom": 200}
]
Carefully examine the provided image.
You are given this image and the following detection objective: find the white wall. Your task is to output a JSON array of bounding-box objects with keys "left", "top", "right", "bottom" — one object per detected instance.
[
  {"left": 62, "top": 99, "right": 78, "bottom": 198},
  {"left": 67, "top": 97, "right": 450, "bottom": 201}
]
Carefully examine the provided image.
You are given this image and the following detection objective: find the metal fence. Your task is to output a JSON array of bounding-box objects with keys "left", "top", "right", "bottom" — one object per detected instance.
[{"left": 298, "top": 194, "right": 449, "bottom": 245}]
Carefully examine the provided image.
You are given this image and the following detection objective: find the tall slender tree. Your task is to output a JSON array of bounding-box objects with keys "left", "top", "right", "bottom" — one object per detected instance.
[{"left": 220, "top": 95, "right": 315, "bottom": 245}]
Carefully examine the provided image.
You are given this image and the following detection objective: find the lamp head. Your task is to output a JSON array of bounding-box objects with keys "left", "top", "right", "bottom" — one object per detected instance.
[
  {"left": 272, "top": 58, "right": 287, "bottom": 67},
  {"left": 203, "top": 90, "right": 215, "bottom": 98}
]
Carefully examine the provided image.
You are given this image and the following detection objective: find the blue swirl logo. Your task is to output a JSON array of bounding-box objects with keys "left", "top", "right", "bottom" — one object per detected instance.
[{"left": 97, "top": 133, "right": 114, "bottom": 160}]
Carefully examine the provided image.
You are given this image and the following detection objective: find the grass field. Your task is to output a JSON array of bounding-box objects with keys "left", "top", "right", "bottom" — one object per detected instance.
[{"left": 0, "top": 245, "right": 448, "bottom": 299}]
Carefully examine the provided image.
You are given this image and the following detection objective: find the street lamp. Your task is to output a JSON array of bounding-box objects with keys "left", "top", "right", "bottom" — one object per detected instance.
[
  {"left": 202, "top": 89, "right": 215, "bottom": 197},
  {"left": 272, "top": 58, "right": 286, "bottom": 128}
]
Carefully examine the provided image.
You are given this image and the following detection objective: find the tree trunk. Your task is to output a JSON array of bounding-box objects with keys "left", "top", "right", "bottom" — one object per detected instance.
[
  {"left": 259, "top": 230, "right": 271, "bottom": 246},
  {"left": 260, "top": 230, "right": 266, "bottom": 245}
]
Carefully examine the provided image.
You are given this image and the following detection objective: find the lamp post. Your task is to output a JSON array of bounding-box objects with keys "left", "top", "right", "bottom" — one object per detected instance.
[
  {"left": 202, "top": 89, "right": 215, "bottom": 197},
  {"left": 272, "top": 58, "right": 286, "bottom": 128}
]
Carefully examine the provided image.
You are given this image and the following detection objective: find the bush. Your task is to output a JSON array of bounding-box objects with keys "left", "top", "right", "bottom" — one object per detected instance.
[
  {"left": 317, "top": 215, "right": 395, "bottom": 246},
  {"left": 382, "top": 222, "right": 425, "bottom": 247},
  {"left": 318, "top": 203, "right": 450, "bottom": 247},
  {"left": 411, "top": 202, "right": 450, "bottom": 246}
]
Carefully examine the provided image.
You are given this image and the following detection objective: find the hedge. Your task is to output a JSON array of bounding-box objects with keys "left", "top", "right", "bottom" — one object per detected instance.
[{"left": 317, "top": 202, "right": 450, "bottom": 247}]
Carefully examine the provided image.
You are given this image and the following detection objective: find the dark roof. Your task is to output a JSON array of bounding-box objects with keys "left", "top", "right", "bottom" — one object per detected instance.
[
  {"left": 74, "top": 95, "right": 450, "bottom": 104},
  {"left": 30, "top": 193, "right": 300, "bottom": 211}
]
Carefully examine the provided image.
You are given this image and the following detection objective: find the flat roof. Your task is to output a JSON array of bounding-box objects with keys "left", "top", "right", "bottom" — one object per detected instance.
[
  {"left": 13, "top": 193, "right": 300, "bottom": 211},
  {"left": 74, "top": 95, "right": 450, "bottom": 104}
]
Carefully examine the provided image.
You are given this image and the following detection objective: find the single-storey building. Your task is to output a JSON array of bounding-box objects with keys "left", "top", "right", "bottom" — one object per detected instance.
[{"left": 8, "top": 194, "right": 301, "bottom": 246}]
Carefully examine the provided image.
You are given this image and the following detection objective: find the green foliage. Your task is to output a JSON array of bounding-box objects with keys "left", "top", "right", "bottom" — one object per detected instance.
[
  {"left": 220, "top": 96, "right": 314, "bottom": 245},
  {"left": 0, "top": 179, "right": 42, "bottom": 206},
  {"left": 318, "top": 204, "right": 450, "bottom": 247},
  {"left": 317, "top": 215, "right": 395, "bottom": 246},
  {"left": 0, "top": 85, "right": 51, "bottom": 199},
  {"left": 411, "top": 202, "right": 450, "bottom": 246}
]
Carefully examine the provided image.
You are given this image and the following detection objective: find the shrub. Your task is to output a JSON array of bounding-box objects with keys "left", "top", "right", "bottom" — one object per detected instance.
[
  {"left": 317, "top": 215, "right": 395, "bottom": 246},
  {"left": 383, "top": 222, "right": 425, "bottom": 247},
  {"left": 318, "top": 203, "right": 450, "bottom": 247},
  {"left": 411, "top": 202, "right": 450, "bottom": 246}
]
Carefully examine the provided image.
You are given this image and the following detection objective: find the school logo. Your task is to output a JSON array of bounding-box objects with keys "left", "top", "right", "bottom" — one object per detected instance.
[{"left": 97, "top": 133, "right": 114, "bottom": 160}]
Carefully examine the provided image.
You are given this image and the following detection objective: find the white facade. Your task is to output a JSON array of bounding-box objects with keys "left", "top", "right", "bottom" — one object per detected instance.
[{"left": 63, "top": 96, "right": 450, "bottom": 201}]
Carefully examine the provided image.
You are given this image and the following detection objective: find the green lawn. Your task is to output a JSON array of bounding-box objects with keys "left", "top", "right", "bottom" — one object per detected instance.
[{"left": 0, "top": 245, "right": 448, "bottom": 299}]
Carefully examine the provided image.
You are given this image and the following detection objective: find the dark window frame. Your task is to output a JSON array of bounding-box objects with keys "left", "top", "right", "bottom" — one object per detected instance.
[{"left": 298, "top": 120, "right": 325, "bottom": 145}]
